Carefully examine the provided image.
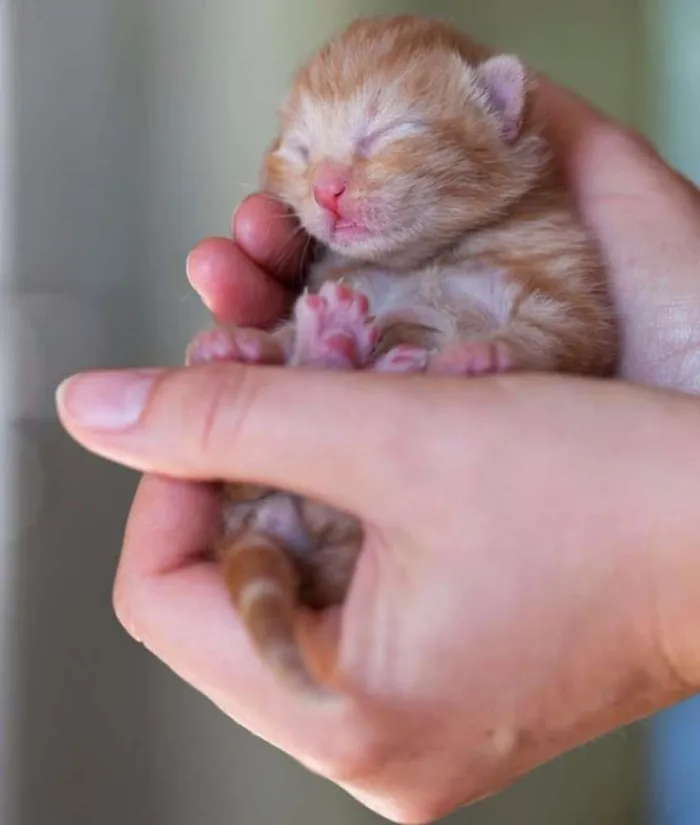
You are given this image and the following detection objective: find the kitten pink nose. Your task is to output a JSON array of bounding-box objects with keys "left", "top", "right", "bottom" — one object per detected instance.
[{"left": 312, "top": 162, "right": 349, "bottom": 216}]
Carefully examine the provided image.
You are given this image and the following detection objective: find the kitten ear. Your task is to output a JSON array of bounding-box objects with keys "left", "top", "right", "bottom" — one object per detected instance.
[{"left": 474, "top": 55, "right": 528, "bottom": 142}]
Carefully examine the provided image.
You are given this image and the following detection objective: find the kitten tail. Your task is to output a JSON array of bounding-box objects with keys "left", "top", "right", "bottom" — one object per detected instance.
[{"left": 217, "top": 531, "right": 340, "bottom": 702}]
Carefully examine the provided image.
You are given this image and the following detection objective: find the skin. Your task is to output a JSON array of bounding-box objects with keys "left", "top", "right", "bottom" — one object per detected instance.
[{"left": 55, "top": 75, "right": 700, "bottom": 823}]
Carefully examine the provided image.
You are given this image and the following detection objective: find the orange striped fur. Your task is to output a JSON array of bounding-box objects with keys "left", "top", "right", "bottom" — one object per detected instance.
[{"left": 215, "top": 15, "right": 618, "bottom": 697}]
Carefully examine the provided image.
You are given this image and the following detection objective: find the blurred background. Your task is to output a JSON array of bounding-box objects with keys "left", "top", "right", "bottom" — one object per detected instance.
[{"left": 1, "top": 0, "right": 698, "bottom": 823}]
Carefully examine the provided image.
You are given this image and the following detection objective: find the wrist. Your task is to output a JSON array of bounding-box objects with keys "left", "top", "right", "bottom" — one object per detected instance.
[
  {"left": 338, "top": 379, "right": 700, "bottom": 823},
  {"left": 448, "top": 379, "right": 700, "bottom": 814},
  {"left": 644, "top": 387, "right": 700, "bottom": 694}
]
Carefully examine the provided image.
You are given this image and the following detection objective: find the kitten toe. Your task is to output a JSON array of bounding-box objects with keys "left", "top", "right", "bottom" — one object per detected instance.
[
  {"left": 185, "top": 327, "right": 286, "bottom": 367},
  {"left": 291, "top": 285, "right": 378, "bottom": 368},
  {"left": 429, "top": 339, "right": 514, "bottom": 376},
  {"left": 318, "top": 281, "right": 371, "bottom": 319}
]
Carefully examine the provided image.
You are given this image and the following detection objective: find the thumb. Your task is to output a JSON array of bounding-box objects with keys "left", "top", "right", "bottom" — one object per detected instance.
[{"left": 55, "top": 362, "right": 426, "bottom": 517}]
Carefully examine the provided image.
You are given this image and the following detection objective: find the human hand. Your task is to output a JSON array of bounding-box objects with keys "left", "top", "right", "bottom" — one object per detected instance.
[
  {"left": 531, "top": 80, "right": 700, "bottom": 392},
  {"left": 57, "top": 363, "right": 700, "bottom": 822},
  {"left": 57, "top": 73, "right": 700, "bottom": 823}
]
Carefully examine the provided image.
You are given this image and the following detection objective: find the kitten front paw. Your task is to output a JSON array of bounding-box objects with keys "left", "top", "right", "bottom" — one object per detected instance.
[
  {"left": 429, "top": 339, "right": 514, "bottom": 376},
  {"left": 185, "top": 327, "right": 286, "bottom": 367},
  {"left": 291, "top": 282, "right": 379, "bottom": 368}
]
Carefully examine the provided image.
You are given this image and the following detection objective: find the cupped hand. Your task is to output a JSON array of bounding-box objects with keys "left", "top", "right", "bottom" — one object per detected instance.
[
  {"left": 56, "top": 76, "right": 700, "bottom": 823},
  {"left": 57, "top": 361, "right": 700, "bottom": 822}
]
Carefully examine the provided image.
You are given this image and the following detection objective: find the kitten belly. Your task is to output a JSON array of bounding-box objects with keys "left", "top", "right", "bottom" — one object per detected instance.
[{"left": 308, "top": 257, "right": 518, "bottom": 342}]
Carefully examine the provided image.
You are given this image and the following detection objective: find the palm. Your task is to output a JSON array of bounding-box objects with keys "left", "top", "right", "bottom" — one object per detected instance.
[{"left": 579, "top": 185, "right": 700, "bottom": 391}]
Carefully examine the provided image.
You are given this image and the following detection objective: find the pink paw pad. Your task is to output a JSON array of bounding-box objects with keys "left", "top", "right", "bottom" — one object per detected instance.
[
  {"left": 185, "top": 328, "right": 284, "bottom": 367},
  {"left": 373, "top": 345, "right": 430, "bottom": 374},
  {"left": 430, "top": 339, "right": 514, "bottom": 376},
  {"left": 291, "top": 282, "right": 378, "bottom": 368}
]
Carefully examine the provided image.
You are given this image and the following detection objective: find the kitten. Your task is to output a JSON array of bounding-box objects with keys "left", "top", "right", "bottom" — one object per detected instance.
[{"left": 187, "top": 15, "right": 618, "bottom": 697}]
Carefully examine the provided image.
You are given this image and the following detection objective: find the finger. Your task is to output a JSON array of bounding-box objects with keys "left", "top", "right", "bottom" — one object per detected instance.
[
  {"left": 186, "top": 237, "right": 292, "bottom": 328},
  {"left": 55, "top": 365, "right": 455, "bottom": 518},
  {"left": 118, "top": 475, "right": 220, "bottom": 583},
  {"left": 533, "top": 76, "right": 686, "bottom": 206},
  {"left": 114, "top": 474, "right": 359, "bottom": 767},
  {"left": 533, "top": 76, "right": 610, "bottom": 166},
  {"left": 530, "top": 74, "right": 700, "bottom": 282},
  {"left": 533, "top": 76, "right": 648, "bottom": 203},
  {"left": 185, "top": 326, "right": 288, "bottom": 367},
  {"left": 232, "top": 193, "right": 311, "bottom": 286}
]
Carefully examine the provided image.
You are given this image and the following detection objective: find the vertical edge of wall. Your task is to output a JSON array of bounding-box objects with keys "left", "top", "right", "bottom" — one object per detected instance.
[
  {"left": 0, "top": 0, "right": 18, "bottom": 821},
  {"left": 641, "top": 2, "right": 700, "bottom": 824}
]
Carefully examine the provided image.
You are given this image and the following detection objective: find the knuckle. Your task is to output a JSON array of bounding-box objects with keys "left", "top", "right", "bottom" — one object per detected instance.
[
  {"left": 308, "top": 705, "right": 477, "bottom": 823},
  {"left": 592, "top": 121, "right": 658, "bottom": 169},
  {"left": 318, "top": 724, "right": 460, "bottom": 825},
  {"left": 614, "top": 124, "right": 657, "bottom": 156},
  {"left": 605, "top": 125, "right": 686, "bottom": 192},
  {"left": 313, "top": 710, "right": 392, "bottom": 786},
  {"left": 381, "top": 798, "right": 457, "bottom": 825}
]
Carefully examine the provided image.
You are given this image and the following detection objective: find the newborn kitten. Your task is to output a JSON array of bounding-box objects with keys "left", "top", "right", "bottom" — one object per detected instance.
[{"left": 188, "top": 15, "right": 618, "bottom": 696}]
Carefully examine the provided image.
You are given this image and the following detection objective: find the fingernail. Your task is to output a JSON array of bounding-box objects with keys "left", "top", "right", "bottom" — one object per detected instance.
[
  {"left": 56, "top": 370, "right": 160, "bottom": 431},
  {"left": 185, "top": 250, "right": 216, "bottom": 313},
  {"left": 185, "top": 249, "right": 202, "bottom": 289}
]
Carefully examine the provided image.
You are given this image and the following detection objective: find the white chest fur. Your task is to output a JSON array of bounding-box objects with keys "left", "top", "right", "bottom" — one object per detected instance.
[{"left": 309, "top": 254, "right": 518, "bottom": 339}]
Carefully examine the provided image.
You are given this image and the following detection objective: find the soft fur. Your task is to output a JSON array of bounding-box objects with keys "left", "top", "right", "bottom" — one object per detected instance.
[{"left": 187, "top": 15, "right": 619, "bottom": 697}]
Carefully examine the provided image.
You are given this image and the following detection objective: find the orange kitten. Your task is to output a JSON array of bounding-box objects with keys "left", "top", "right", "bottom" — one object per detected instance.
[{"left": 188, "top": 15, "right": 618, "bottom": 697}]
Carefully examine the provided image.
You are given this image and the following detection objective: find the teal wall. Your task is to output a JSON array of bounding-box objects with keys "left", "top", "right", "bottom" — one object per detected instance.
[
  {"left": 642, "top": 0, "right": 700, "bottom": 182},
  {"left": 643, "top": 4, "right": 700, "bottom": 823}
]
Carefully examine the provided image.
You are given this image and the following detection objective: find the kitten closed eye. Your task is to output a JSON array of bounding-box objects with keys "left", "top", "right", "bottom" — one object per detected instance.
[
  {"left": 280, "top": 138, "right": 310, "bottom": 165},
  {"left": 356, "top": 120, "right": 427, "bottom": 156}
]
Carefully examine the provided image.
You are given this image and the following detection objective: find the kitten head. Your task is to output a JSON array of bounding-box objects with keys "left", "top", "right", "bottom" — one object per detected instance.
[{"left": 263, "top": 16, "right": 549, "bottom": 267}]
